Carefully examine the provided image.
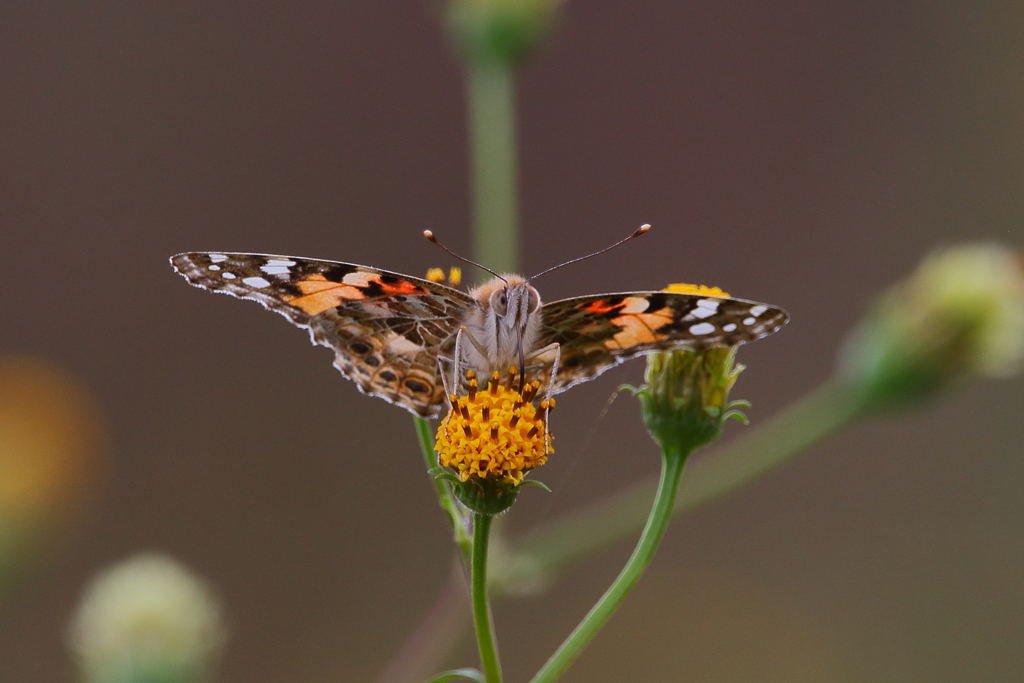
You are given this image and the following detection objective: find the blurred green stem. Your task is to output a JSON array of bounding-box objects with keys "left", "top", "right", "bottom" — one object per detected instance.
[
  {"left": 466, "top": 62, "right": 519, "bottom": 274},
  {"left": 471, "top": 513, "right": 503, "bottom": 683},
  {"left": 529, "top": 446, "right": 689, "bottom": 683}
]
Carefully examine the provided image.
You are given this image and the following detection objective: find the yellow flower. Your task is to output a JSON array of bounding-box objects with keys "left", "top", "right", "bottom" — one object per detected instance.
[
  {"left": 425, "top": 267, "right": 463, "bottom": 287},
  {"left": 663, "top": 283, "right": 731, "bottom": 298},
  {"left": 436, "top": 369, "right": 551, "bottom": 487}
]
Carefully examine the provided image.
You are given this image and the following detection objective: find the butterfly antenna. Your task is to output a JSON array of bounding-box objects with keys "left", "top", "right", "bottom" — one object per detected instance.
[
  {"left": 528, "top": 224, "right": 651, "bottom": 281},
  {"left": 423, "top": 231, "right": 506, "bottom": 283}
]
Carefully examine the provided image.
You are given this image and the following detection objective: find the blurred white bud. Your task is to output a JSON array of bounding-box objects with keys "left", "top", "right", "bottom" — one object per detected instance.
[
  {"left": 68, "top": 552, "right": 226, "bottom": 683},
  {"left": 840, "top": 243, "right": 1024, "bottom": 408}
]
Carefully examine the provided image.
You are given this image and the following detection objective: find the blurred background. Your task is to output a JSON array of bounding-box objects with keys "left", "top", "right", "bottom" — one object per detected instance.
[{"left": 2, "top": 1, "right": 1023, "bottom": 681}]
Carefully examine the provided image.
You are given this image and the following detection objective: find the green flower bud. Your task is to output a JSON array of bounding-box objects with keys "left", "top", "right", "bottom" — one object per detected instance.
[
  {"left": 446, "top": 0, "right": 564, "bottom": 66},
  {"left": 840, "top": 243, "right": 1024, "bottom": 410},
  {"left": 634, "top": 347, "right": 747, "bottom": 459},
  {"left": 68, "top": 553, "right": 226, "bottom": 683}
]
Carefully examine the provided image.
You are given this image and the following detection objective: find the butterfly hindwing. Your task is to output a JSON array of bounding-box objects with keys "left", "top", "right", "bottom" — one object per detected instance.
[
  {"left": 171, "top": 252, "right": 475, "bottom": 417},
  {"left": 538, "top": 291, "right": 789, "bottom": 394}
]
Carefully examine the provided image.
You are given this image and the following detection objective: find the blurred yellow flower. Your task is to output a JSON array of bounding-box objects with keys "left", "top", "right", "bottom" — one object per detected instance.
[{"left": 0, "top": 356, "right": 106, "bottom": 587}]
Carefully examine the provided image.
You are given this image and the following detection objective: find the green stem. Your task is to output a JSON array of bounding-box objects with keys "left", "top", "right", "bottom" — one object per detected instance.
[
  {"left": 471, "top": 514, "right": 503, "bottom": 683},
  {"left": 380, "top": 379, "right": 863, "bottom": 683},
  {"left": 415, "top": 416, "right": 472, "bottom": 560},
  {"left": 529, "top": 449, "right": 689, "bottom": 683},
  {"left": 466, "top": 62, "right": 519, "bottom": 274}
]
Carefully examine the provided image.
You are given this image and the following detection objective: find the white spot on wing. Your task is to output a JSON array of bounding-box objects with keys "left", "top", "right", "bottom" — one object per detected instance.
[
  {"left": 222, "top": 272, "right": 236, "bottom": 279},
  {"left": 749, "top": 305, "right": 768, "bottom": 317},
  {"left": 386, "top": 334, "right": 425, "bottom": 355},
  {"left": 689, "top": 322, "right": 716, "bottom": 335},
  {"left": 266, "top": 259, "right": 296, "bottom": 266},
  {"left": 260, "top": 265, "right": 291, "bottom": 275},
  {"left": 723, "top": 323, "right": 737, "bottom": 332},
  {"left": 743, "top": 317, "right": 756, "bottom": 325},
  {"left": 209, "top": 254, "right": 228, "bottom": 263},
  {"left": 243, "top": 276, "right": 272, "bottom": 288},
  {"left": 690, "top": 306, "right": 715, "bottom": 319},
  {"left": 208, "top": 264, "right": 221, "bottom": 271},
  {"left": 697, "top": 299, "right": 720, "bottom": 310}
]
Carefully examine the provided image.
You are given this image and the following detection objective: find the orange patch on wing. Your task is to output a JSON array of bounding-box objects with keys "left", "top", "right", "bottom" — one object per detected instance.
[
  {"left": 341, "top": 270, "right": 426, "bottom": 296},
  {"left": 285, "top": 274, "right": 367, "bottom": 316},
  {"left": 605, "top": 309, "right": 674, "bottom": 350},
  {"left": 582, "top": 299, "right": 624, "bottom": 314},
  {"left": 379, "top": 279, "right": 427, "bottom": 295}
]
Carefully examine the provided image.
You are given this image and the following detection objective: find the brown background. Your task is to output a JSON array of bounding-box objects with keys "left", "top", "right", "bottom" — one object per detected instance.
[{"left": 2, "top": 1, "right": 1024, "bottom": 681}]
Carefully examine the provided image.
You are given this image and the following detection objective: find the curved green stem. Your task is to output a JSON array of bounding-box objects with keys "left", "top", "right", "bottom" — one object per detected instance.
[
  {"left": 471, "top": 513, "right": 503, "bottom": 683},
  {"left": 528, "top": 448, "right": 689, "bottom": 683},
  {"left": 426, "top": 668, "right": 487, "bottom": 683}
]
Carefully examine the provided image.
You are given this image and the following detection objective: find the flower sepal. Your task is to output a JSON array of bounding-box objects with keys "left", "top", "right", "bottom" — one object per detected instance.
[{"left": 451, "top": 475, "right": 522, "bottom": 516}]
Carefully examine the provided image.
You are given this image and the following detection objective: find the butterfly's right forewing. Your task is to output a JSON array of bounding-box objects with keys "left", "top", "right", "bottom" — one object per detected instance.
[{"left": 171, "top": 252, "right": 476, "bottom": 417}]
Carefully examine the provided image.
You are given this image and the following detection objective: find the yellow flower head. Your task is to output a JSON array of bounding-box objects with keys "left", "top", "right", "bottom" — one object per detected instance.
[
  {"left": 436, "top": 368, "right": 552, "bottom": 486},
  {"left": 663, "top": 283, "right": 731, "bottom": 298}
]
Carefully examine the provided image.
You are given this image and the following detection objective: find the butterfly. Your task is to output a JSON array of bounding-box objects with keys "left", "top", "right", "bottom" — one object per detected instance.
[{"left": 170, "top": 251, "right": 788, "bottom": 418}]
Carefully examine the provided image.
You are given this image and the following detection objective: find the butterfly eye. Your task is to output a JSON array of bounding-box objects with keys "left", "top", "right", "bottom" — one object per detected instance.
[
  {"left": 526, "top": 285, "right": 541, "bottom": 313},
  {"left": 490, "top": 288, "right": 509, "bottom": 316}
]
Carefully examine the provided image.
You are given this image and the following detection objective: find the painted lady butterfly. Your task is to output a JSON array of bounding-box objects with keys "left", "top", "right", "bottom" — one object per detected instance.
[{"left": 171, "top": 251, "right": 788, "bottom": 418}]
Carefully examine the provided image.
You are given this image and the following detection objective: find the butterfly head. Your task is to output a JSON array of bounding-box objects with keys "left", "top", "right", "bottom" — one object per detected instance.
[
  {"left": 481, "top": 275, "right": 541, "bottom": 329},
  {"left": 468, "top": 275, "right": 543, "bottom": 374}
]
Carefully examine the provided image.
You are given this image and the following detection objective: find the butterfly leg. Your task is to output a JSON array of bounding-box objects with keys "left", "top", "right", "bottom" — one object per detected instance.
[
  {"left": 451, "top": 327, "right": 469, "bottom": 394},
  {"left": 437, "top": 355, "right": 455, "bottom": 398},
  {"left": 455, "top": 325, "right": 492, "bottom": 383},
  {"left": 524, "top": 342, "right": 561, "bottom": 401},
  {"left": 524, "top": 342, "right": 560, "bottom": 454}
]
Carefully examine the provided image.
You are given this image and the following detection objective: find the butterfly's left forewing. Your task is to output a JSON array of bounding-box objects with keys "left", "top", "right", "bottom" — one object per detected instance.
[
  {"left": 537, "top": 291, "right": 788, "bottom": 394},
  {"left": 171, "top": 252, "right": 475, "bottom": 417}
]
